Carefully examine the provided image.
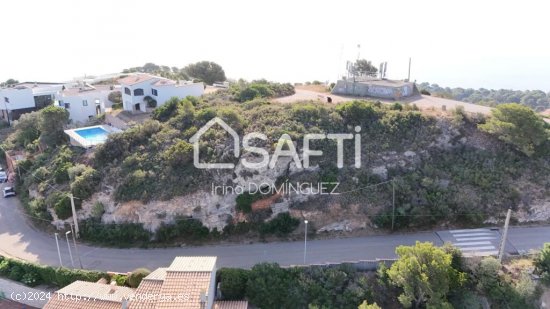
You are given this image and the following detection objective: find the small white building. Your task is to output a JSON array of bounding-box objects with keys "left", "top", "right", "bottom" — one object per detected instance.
[
  {"left": 56, "top": 83, "right": 118, "bottom": 124},
  {"left": 0, "top": 82, "right": 64, "bottom": 123},
  {"left": 119, "top": 73, "right": 204, "bottom": 113}
]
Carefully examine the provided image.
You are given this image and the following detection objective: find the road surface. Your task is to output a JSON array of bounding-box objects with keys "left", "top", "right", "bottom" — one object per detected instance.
[{"left": 0, "top": 182, "right": 548, "bottom": 272}]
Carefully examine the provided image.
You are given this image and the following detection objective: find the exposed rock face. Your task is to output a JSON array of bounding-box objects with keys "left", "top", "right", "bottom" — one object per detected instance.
[{"left": 72, "top": 117, "right": 549, "bottom": 233}]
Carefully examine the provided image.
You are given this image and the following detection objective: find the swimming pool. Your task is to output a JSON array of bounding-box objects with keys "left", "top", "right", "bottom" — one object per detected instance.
[
  {"left": 65, "top": 125, "right": 121, "bottom": 147},
  {"left": 74, "top": 126, "right": 110, "bottom": 143}
]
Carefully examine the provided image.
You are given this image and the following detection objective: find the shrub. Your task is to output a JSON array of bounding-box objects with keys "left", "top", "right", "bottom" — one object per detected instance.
[
  {"left": 21, "top": 271, "right": 41, "bottom": 287},
  {"left": 128, "top": 268, "right": 150, "bottom": 288},
  {"left": 70, "top": 167, "right": 100, "bottom": 200},
  {"left": 112, "top": 274, "right": 128, "bottom": 286},
  {"left": 259, "top": 213, "right": 300, "bottom": 237},
  {"left": 218, "top": 268, "right": 250, "bottom": 300},
  {"left": 91, "top": 202, "right": 105, "bottom": 219},
  {"left": 235, "top": 192, "right": 262, "bottom": 213},
  {"left": 535, "top": 243, "right": 550, "bottom": 283},
  {"left": 53, "top": 193, "right": 72, "bottom": 220},
  {"left": 108, "top": 91, "right": 122, "bottom": 104},
  {"left": 8, "top": 265, "right": 24, "bottom": 281},
  {"left": 79, "top": 220, "right": 151, "bottom": 246}
]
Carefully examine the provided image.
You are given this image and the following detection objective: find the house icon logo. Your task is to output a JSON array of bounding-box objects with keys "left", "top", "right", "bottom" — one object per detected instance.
[{"left": 189, "top": 117, "right": 240, "bottom": 169}]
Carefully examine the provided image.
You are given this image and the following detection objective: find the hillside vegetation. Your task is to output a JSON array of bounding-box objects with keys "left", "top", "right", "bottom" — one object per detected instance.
[
  {"left": 1, "top": 83, "right": 549, "bottom": 246},
  {"left": 418, "top": 82, "right": 550, "bottom": 110}
]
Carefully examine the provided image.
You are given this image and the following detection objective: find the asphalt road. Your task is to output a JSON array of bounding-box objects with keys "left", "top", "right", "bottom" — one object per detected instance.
[{"left": 0, "top": 182, "right": 548, "bottom": 272}]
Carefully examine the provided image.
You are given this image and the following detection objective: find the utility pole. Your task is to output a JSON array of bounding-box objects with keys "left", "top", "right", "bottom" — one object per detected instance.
[
  {"left": 391, "top": 180, "right": 396, "bottom": 231},
  {"left": 498, "top": 208, "right": 512, "bottom": 262},
  {"left": 303, "top": 220, "right": 308, "bottom": 265},
  {"left": 70, "top": 224, "right": 83, "bottom": 269},
  {"left": 54, "top": 233, "right": 63, "bottom": 267},
  {"left": 407, "top": 57, "right": 412, "bottom": 82},
  {"left": 70, "top": 194, "right": 79, "bottom": 238},
  {"left": 65, "top": 231, "right": 75, "bottom": 268}
]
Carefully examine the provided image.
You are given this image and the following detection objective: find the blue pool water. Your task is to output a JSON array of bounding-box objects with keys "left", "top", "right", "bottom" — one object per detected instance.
[{"left": 74, "top": 127, "right": 109, "bottom": 143}]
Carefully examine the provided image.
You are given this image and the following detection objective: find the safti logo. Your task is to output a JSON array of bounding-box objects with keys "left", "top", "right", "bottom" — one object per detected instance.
[{"left": 189, "top": 117, "right": 362, "bottom": 170}]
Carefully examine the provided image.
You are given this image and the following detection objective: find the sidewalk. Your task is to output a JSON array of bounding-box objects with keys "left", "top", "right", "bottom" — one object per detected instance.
[{"left": 0, "top": 278, "right": 50, "bottom": 308}]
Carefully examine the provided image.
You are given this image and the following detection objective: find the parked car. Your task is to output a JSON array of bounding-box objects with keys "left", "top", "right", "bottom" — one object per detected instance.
[
  {"left": 0, "top": 171, "right": 7, "bottom": 183},
  {"left": 2, "top": 187, "right": 16, "bottom": 198}
]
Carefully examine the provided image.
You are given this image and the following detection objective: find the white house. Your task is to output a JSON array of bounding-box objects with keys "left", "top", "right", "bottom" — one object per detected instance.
[
  {"left": 0, "top": 82, "right": 64, "bottom": 124},
  {"left": 56, "top": 83, "right": 118, "bottom": 124},
  {"left": 119, "top": 73, "right": 204, "bottom": 113}
]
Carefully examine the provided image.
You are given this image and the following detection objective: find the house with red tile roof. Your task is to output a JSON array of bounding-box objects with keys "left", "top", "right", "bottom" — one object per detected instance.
[{"left": 43, "top": 256, "right": 247, "bottom": 309}]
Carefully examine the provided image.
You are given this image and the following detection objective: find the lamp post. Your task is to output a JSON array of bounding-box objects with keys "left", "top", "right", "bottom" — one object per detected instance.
[
  {"left": 303, "top": 220, "right": 308, "bottom": 265},
  {"left": 54, "top": 233, "right": 63, "bottom": 267},
  {"left": 65, "top": 231, "right": 75, "bottom": 268}
]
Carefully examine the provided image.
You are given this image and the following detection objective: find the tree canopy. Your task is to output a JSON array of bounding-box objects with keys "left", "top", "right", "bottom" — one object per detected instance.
[
  {"left": 418, "top": 82, "right": 550, "bottom": 110},
  {"left": 386, "top": 242, "right": 464, "bottom": 308},
  {"left": 351, "top": 59, "right": 378, "bottom": 77},
  {"left": 38, "top": 105, "right": 69, "bottom": 147},
  {"left": 479, "top": 103, "right": 550, "bottom": 156},
  {"left": 0, "top": 78, "right": 19, "bottom": 87},
  {"left": 183, "top": 61, "right": 226, "bottom": 85}
]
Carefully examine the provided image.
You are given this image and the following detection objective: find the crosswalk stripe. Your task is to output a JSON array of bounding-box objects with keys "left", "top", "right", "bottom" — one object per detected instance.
[
  {"left": 454, "top": 241, "right": 492, "bottom": 246},
  {"left": 449, "top": 228, "right": 491, "bottom": 233},
  {"left": 452, "top": 232, "right": 495, "bottom": 237},
  {"left": 463, "top": 250, "right": 499, "bottom": 256},
  {"left": 459, "top": 246, "right": 496, "bottom": 251},
  {"left": 455, "top": 236, "right": 497, "bottom": 241}
]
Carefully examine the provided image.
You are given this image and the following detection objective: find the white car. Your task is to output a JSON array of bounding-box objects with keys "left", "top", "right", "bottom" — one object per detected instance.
[
  {"left": 2, "top": 187, "right": 16, "bottom": 198},
  {"left": 0, "top": 171, "right": 7, "bottom": 183}
]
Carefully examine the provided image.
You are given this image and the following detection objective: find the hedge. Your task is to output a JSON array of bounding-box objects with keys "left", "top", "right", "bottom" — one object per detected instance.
[{"left": 0, "top": 255, "right": 109, "bottom": 288}]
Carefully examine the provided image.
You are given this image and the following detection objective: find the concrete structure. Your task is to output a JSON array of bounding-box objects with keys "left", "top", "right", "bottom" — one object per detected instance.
[
  {"left": 0, "top": 82, "right": 64, "bottom": 123},
  {"left": 332, "top": 78, "right": 418, "bottom": 100},
  {"left": 119, "top": 74, "right": 204, "bottom": 113},
  {"left": 56, "top": 83, "right": 119, "bottom": 124},
  {"left": 43, "top": 256, "right": 248, "bottom": 309}
]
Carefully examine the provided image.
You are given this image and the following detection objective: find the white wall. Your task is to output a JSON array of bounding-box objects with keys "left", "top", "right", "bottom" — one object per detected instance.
[
  {"left": 155, "top": 83, "right": 204, "bottom": 107},
  {"left": 0, "top": 87, "right": 35, "bottom": 110},
  {"left": 59, "top": 91, "right": 111, "bottom": 124},
  {"left": 121, "top": 80, "right": 154, "bottom": 112}
]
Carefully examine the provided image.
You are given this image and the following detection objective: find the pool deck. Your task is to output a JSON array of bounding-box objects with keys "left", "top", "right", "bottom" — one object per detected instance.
[{"left": 64, "top": 124, "right": 121, "bottom": 148}]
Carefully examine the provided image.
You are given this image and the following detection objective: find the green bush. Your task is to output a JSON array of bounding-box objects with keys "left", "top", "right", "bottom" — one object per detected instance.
[
  {"left": 155, "top": 218, "right": 210, "bottom": 243},
  {"left": 218, "top": 268, "right": 250, "bottom": 300},
  {"left": 535, "top": 243, "right": 550, "bottom": 283},
  {"left": 53, "top": 193, "right": 72, "bottom": 220},
  {"left": 259, "top": 213, "right": 300, "bottom": 237},
  {"left": 128, "top": 268, "right": 150, "bottom": 288},
  {"left": 70, "top": 167, "right": 100, "bottom": 200},
  {"left": 91, "top": 202, "right": 105, "bottom": 219},
  {"left": 235, "top": 192, "right": 263, "bottom": 214},
  {"left": 21, "top": 271, "right": 41, "bottom": 287},
  {"left": 79, "top": 219, "right": 151, "bottom": 246},
  {"left": 112, "top": 274, "right": 128, "bottom": 286}
]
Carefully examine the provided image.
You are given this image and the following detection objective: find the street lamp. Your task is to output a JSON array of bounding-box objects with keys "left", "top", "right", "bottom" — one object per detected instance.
[
  {"left": 54, "top": 233, "right": 63, "bottom": 267},
  {"left": 303, "top": 220, "right": 308, "bottom": 265},
  {"left": 65, "top": 231, "right": 75, "bottom": 268}
]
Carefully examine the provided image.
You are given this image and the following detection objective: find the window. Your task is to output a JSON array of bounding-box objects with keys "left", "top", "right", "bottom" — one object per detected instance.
[
  {"left": 124, "top": 87, "right": 131, "bottom": 95},
  {"left": 152, "top": 88, "right": 158, "bottom": 96},
  {"left": 83, "top": 100, "right": 88, "bottom": 106},
  {"left": 64, "top": 103, "right": 71, "bottom": 109},
  {"left": 134, "top": 88, "right": 144, "bottom": 96}
]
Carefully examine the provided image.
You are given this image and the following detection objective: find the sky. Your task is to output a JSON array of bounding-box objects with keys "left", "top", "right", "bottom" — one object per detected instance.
[{"left": 2, "top": 0, "right": 550, "bottom": 91}]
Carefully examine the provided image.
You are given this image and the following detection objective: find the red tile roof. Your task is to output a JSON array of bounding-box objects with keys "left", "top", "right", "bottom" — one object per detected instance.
[{"left": 118, "top": 74, "right": 157, "bottom": 86}]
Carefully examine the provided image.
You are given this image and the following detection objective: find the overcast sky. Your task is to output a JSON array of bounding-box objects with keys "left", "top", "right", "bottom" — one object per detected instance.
[{"left": 2, "top": 0, "right": 549, "bottom": 91}]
